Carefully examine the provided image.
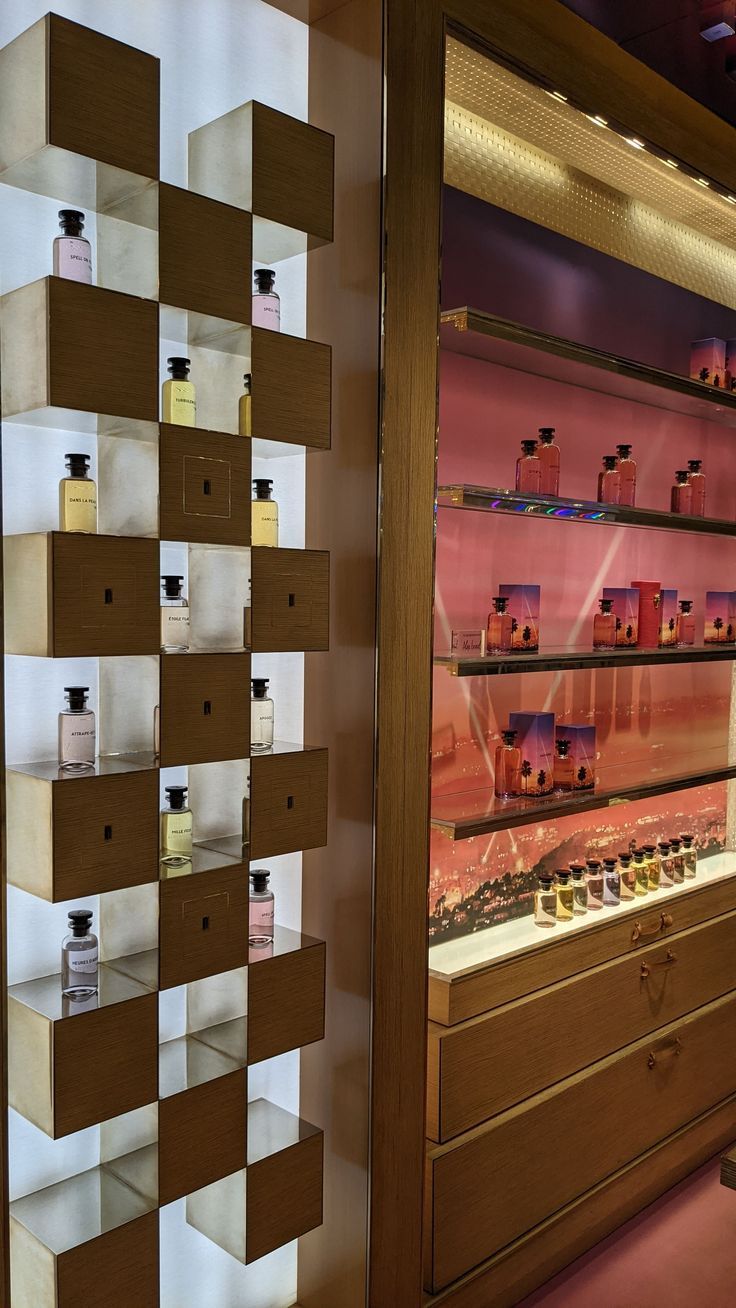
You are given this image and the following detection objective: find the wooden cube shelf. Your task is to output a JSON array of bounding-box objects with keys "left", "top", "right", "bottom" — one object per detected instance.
[
  {"left": 251, "top": 547, "right": 329, "bottom": 651},
  {"left": 159, "top": 653, "right": 251, "bottom": 766},
  {"left": 8, "top": 968, "right": 158, "bottom": 1138},
  {"left": 159, "top": 424, "right": 251, "bottom": 546},
  {"left": 251, "top": 327, "right": 331, "bottom": 449},
  {"left": 159, "top": 1037, "right": 247, "bottom": 1205},
  {"left": 159, "top": 184, "right": 252, "bottom": 322},
  {"left": 7, "top": 759, "right": 159, "bottom": 902},
  {"left": 250, "top": 743, "right": 328, "bottom": 859},
  {"left": 4, "top": 532, "right": 160, "bottom": 657},
  {"left": 159, "top": 864, "right": 250, "bottom": 989}
]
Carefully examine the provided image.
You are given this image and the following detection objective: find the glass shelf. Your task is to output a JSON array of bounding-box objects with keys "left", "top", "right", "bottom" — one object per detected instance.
[
  {"left": 437, "top": 484, "right": 736, "bottom": 539},
  {"left": 435, "top": 644, "right": 736, "bottom": 676},
  {"left": 159, "top": 842, "right": 247, "bottom": 882},
  {"left": 8, "top": 753, "right": 158, "bottom": 782},
  {"left": 8, "top": 965, "right": 154, "bottom": 1022},
  {"left": 441, "top": 307, "right": 736, "bottom": 429},
  {"left": 10, "top": 1156, "right": 157, "bottom": 1255},
  {"left": 432, "top": 748, "right": 736, "bottom": 840},
  {"left": 104, "top": 949, "right": 159, "bottom": 992},
  {"left": 159, "top": 1033, "right": 245, "bottom": 1098}
]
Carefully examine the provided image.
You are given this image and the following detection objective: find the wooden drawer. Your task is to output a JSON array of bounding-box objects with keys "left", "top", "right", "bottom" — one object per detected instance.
[
  {"left": 425, "top": 988, "right": 736, "bottom": 1292},
  {"left": 159, "top": 424, "right": 251, "bottom": 546},
  {"left": 429, "top": 908, "right": 736, "bottom": 1141},
  {"left": 250, "top": 746, "right": 328, "bottom": 859},
  {"left": 251, "top": 547, "right": 329, "bottom": 652}
]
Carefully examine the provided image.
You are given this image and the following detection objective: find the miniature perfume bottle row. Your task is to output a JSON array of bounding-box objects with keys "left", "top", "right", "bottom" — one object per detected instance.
[
  {"left": 494, "top": 714, "right": 595, "bottom": 800},
  {"left": 534, "top": 834, "right": 698, "bottom": 928}
]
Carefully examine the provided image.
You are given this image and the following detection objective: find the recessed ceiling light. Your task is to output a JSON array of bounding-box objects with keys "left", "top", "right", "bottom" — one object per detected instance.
[
  {"left": 694, "top": 177, "right": 710, "bottom": 187},
  {"left": 585, "top": 114, "right": 608, "bottom": 127},
  {"left": 663, "top": 159, "right": 679, "bottom": 169},
  {"left": 545, "top": 89, "right": 568, "bottom": 102},
  {"left": 625, "top": 137, "right": 646, "bottom": 150}
]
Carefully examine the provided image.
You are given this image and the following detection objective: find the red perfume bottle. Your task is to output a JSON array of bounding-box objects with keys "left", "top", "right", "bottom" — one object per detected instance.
[
  {"left": 494, "top": 729, "right": 522, "bottom": 799},
  {"left": 537, "top": 427, "right": 560, "bottom": 496},
  {"left": 597, "top": 455, "right": 620, "bottom": 504},
  {"left": 486, "top": 596, "right": 514, "bottom": 654},
  {"left": 516, "top": 440, "right": 541, "bottom": 493},
  {"left": 616, "top": 443, "right": 636, "bottom": 506},
  {"left": 687, "top": 459, "right": 706, "bottom": 516},
  {"left": 554, "top": 738, "right": 575, "bottom": 791},
  {"left": 677, "top": 599, "right": 696, "bottom": 646},
  {"left": 593, "top": 598, "right": 616, "bottom": 649},
  {"left": 671, "top": 470, "right": 692, "bottom": 514}
]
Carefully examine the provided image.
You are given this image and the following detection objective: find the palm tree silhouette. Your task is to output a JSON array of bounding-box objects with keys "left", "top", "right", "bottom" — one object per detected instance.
[
  {"left": 714, "top": 616, "right": 724, "bottom": 642},
  {"left": 537, "top": 769, "right": 547, "bottom": 792},
  {"left": 521, "top": 759, "right": 533, "bottom": 795},
  {"left": 522, "top": 625, "right": 532, "bottom": 646},
  {"left": 728, "top": 623, "right": 735, "bottom": 642},
  {"left": 668, "top": 617, "right": 676, "bottom": 638},
  {"left": 699, "top": 367, "right": 710, "bottom": 382},
  {"left": 625, "top": 624, "right": 634, "bottom": 643},
  {"left": 577, "top": 765, "right": 588, "bottom": 787}
]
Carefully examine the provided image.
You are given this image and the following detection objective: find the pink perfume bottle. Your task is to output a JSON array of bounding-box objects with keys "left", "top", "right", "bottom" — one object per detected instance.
[
  {"left": 494, "top": 729, "right": 522, "bottom": 799},
  {"left": 593, "top": 598, "right": 616, "bottom": 649},
  {"left": 537, "top": 427, "right": 560, "bottom": 496},
  {"left": 616, "top": 443, "right": 637, "bottom": 506},
  {"left": 671, "top": 470, "right": 692, "bottom": 514},
  {"left": 516, "top": 440, "right": 541, "bottom": 494},
  {"left": 249, "top": 869, "right": 274, "bottom": 945},
  {"left": 597, "top": 455, "right": 620, "bottom": 504},
  {"left": 486, "top": 596, "right": 514, "bottom": 653},
  {"left": 677, "top": 599, "right": 695, "bottom": 646},
  {"left": 687, "top": 459, "right": 706, "bottom": 516}
]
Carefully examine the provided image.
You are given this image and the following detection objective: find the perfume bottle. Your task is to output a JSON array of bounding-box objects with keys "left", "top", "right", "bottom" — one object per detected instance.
[
  {"left": 251, "top": 678, "right": 274, "bottom": 752},
  {"left": 160, "top": 575, "right": 190, "bottom": 652},
  {"left": 494, "top": 729, "right": 521, "bottom": 799},
  {"left": 53, "top": 209, "right": 93, "bottom": 283},
  {"left": 680, "top": 834, "right": 697, "bottom": 878},
  {"left": 569, "top": 865, "right": 588, "bottom": 915},
  {"left": 537, "top": 427, "right": 560, "bottom": 495},
  {"left": 687, "top": 459, "right": 706, "bottom": 516},
  {"left": 554, "top": 870, "right": 574, "bottom": 921},
  {"left": 658, "top": 841, "right": 675, "bottom": 888},
  {"left": 59, "top": 453, "right": 97, "bottom": 533},
  {"left": 533, "top": 873, "right": 557, "bottom": 928},
  {"left": 641, "top": 844, "right": 660, "bottom": 891},
  {"left": 669, "top": 837, "right": 686, "bottom": 884},
  {"left": 515, "top": 440, "right": 541, "bottom": 494},
  {"left": 671, "top": 470, "right": 692, "bottom": 515},
  {"left": 61, "top": 909, "right": 99, "bottom": 998},
  {"left": 243, "top": 573, "right": 252, "bottom": 652},
  {"left": 239, "top": 373, "right": 252, "bottom": 437},
  {"left": 632, "top": 848, "right": 649, "bottom": 896},
  {"left": 554, "top": 738, "right": 575, "bottom": 792},
  {"left": 618, "top": 852, "right": 637, "bottom": 900},
  {"left": 486, "top": 596, "right": 514, "bottom": 654},
  {"left": 602, "top": 857, "right": 621, "bottom": 906},
  {"left": 160, "top": 786, "right": 193, "bottom": 866},
  {"left": 597, "top": 455, "right": 620, "bottom": 504},
  {"left": 616, "top": 444, "right": 637, "bottom": 507},
  {"left": 58, "top": 687, "right": 95, "bottom": 771},
  {"left": 252, "top": 269, "right": 281, "bottom": 331},
  {"left": 252, "top": 479, "right": 279, "bottom": 547},
  {"left": 162, "top": 357, "right": 196, "bottom": 426},
  {"left": 249, "top": 869, "right": 275, "bottom": 945},
  {"left": 676, "top": 600, "right": 696, "bottom": 647},
  {"left": 593, "top": 598, "right": 616, "bottom": 650},
  {"left": 585, "top": 859, "right": 604, "bottom": 910}
]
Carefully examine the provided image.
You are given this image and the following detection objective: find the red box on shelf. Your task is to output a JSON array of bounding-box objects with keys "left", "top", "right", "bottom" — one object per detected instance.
[{"left": 631, "top": 580, "right": 661, "bottom": 649}]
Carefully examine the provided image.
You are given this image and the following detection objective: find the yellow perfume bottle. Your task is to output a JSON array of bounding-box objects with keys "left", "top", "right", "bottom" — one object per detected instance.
[
  {"left": 239, "top": 372, "right": 252, "bottom": 436},
  {"left": 160, "top": 785, "right": 193, "bottom": 866},
  {"left": 632, "top": 849, "right": 649, "bottom": 896},
  {"left": 59, "top": 452, "right": 97, "bottom": 533},
  {"left": 162, "top": 356, "right": 196, "bottom": 426},
  {"left": 554, "top": 870, "right": 574, "bottom": 921},
  {"left": 643, "top": 844, "right": 661, "bottom": 891},
  {"left": 252, "top": 478, "right": 279, "bottom": 547}
]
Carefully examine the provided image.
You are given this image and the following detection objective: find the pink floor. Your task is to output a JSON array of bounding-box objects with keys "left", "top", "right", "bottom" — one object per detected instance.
[{"left": 518, "top": 1157, "right": 736, "bottom": 1308}]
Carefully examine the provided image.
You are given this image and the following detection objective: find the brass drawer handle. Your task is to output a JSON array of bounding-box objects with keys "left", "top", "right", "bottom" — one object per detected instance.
[
  {"left": 648, "top": 1037, "right": 682, "bottom": 1069},
  {"left": 640, "top": 949, "right": 677, "bottom": 979},
  {"left": 632, "top": 912, "right": 673, "bottom": 943}
]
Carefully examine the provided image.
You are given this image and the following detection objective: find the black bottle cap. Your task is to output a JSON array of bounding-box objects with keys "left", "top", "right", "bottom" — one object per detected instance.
[
  {"left": 586, "top": 859, "right": 602, "bottom": 869},
  {"left": 249, "top": 868, "right": 271, "bottom": 892},
  {"left": 254, "top": 268, "right": 276, "bottom": 292},
  {"left": 58, "top": 209, "right": 85, "bottom": 235},
  {"left": 520, "top": 439, "right": 538, "bottom": 453},
  {"left": 538, "top": 427, "right": 556, "bottom": 441},
  {"left": 68, "top": 907, "right": 93, "bottom": 935},
  {"left": 679, "top": 599, "right": 693, "bottom": 613},
  {"left": 602, "top": 455, "right": 618, "bottom": 469},
  {"left": 569, "top": 864, "right": 586, "bottom": 876},
  {"left": 65, "top": 452, "right": 90, "bottom": 477},
  {"left": 616, "top": 443, "right": 632, "bottom": 457},
  {"left": 556, "top": 738, "right": 571, "bottom": 755},
  {"left": 618, "top": 853, "right": 632, "bottom": 864},
  {"left": 670, "top": 837, "right": 681, "bottom": 848},
  {"left": 167, "top": 357, "right": 191, "bottom": 379},
  {"left": 538, "top": 873, "right": 555, "bottom": 887},
  {"left": 253, "top": 478, "right": 273, "bottom": 499},
  {"left": 674, "top": 470, "right": 689, "bottom": 483},
  {"left": 642, "top": 844, "right": 656, "bottom": 854},
  {"left": 658, "top": 841, "right": 671, "bottom": 851},
  {"left": 680, "top": 833, "right": 694, "bottom": 844},
  {"left": 493, "top": 596, "right": 508, "bottom": 613},
  {"left": 599, "top": 598, "right": 614, "bottom": 613},
  {"left": 165, "top": 786, "right": 188, "bottom": 809},
  {"left": 555, "top": 869, "right": 570, "bottom": 883},
  {"left": 687, "top": 459, "right": 702, "bottom": 472},
  {"left": 602, "top": 858, "right": 618, "bottom": 868},
  {"left": 632, "top": 849, "right": 646, "bottom": 860},
  {"left": 64, "top": 686, "right": 89, "bottom": 711},
  {"left": 251, "top": 678, "right": 270, "bottom": 697},
  {"left": 501, "top": 729, "right": 517, "bottom": 745},
  {"left": 161, "top": 575, "right": 184, "bottom": 598},
  {"left": 243, "top": 373, "right": 252, "bottom": 393}
]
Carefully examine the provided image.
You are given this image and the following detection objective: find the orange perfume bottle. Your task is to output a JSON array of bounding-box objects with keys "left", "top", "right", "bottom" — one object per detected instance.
[
  {"left": 671, "top": 470, "right": 692, "bottom": 514},
  {"left": 593, "top": 598, "right": 616, "bottom": 649},
  {"left": 486, "top": 596, "right": 514, "bottom": 654},
  {"left": 616, "top": 443, "right": 636, "bottom": 506},
  {"left": 516, "top": 440, "right": 541, "bottom": 493},
  {"left": 676, "top": 599, "right": 695, "bottom": 646},
  {"left": 537, "top": 427, "right": 560, "bottom": 496},
  {"left": 687, "top": 459, "right": 706, "bottom": 516},
  {"left": 597, "top": 455, "right": 620, "bottom": 504},
  {"left": 494, "top": 729, "right": 521, "bottom": 799}
]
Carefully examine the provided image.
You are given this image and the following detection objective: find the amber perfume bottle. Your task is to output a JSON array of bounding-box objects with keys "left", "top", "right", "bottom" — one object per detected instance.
[
  {"left": 554, "top": 738, "right": 575, "bottom": 792},
  {"left": 162, "top": 357, "right": 196, "bottom": 426},
  {"left": 251, "top": 677, "right": 274, "bottom": 752},
  {"left": 534, "top": 873, "right": 557, "bottom": 928},
  {"left": 515, "top": 440, "right": 541, "bottom": 493},
  {"left": 239, "top": 373, "right": 252, "bottom": 436},
  {"left": 687, "top": 460, "right": 706, "bottom": 516},
  {"left": 644, "top": 844, "right": 661, "bottom": 890},
  {"left": 597, "top": 455, "right": 620, "bottom": 504},
  {"left": 59, "top": 453, "right": 97, "bottom": 533},
  {"left": 593, "top": 598, "right": 616, "bottom": 650},
  {"left": 554, "top": 870, "right": 574, "bottom": 921},
  {"left": 618, "top": 852, "right": 637, "bottom": 901},
  {"left": 61, "top": 909, "right": 98, "bottom": 998},
  {"left": 668, "top": 837, "right": 685, "bottom": 884},
  {"left": 494, "top": 729, "right": 521, "bottom": 799},
  {"left": 569, "top": 865, "right": 588, "bottom": 915},
  {"left": 53, "top": 209, "right": 93, "bottom": 283},
  {"left": 160, "top": 575, "right": 190, "bottom": 652},
  {"left": 160, "top": 786, "right": 193, "bottom": 866},
  {"left": 671, "top": 470, "right": 692, "bottom": 514},
  {"left": 632, "top": 849, "right": 649, "bottom": 896},
  {"left": 252, "top": 268, "right": 281, "bottom": 331},
  {"left": 252, "top": 479, "right": 279, "bottom": 547},
  {"left": 680, "top": 834, "right": 697, "bottom": 878},
  {"left": 658, "top": 841, "right": 675, "bottom": 888},
  {"left": 486, "top": 597, "right": 514, "bottom": 654},
  {"left": 676, "top": 600, "right": 695, "bottom": 647},
  {"left": 58, "top": 687, "right": 96, "bottom": 771},
  {"left": 585, "top": 859, "right": 604, "bottom": 910},
  {"left": 249, "top": 869, "right": 275, "bottom": 946},
  {"left": 616, "top": 444, "right": 636, "bottom": 506},
  {"left": 602, "top": 857, "right": 621, "bottom": 906},
  {"left": 537, "top": 427, "right": 560, "bottom": 495}
]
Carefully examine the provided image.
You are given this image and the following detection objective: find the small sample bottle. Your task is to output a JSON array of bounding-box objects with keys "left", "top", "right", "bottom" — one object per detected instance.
[
  {"left": 486, "top": 596, "right": 514, "bottom": 654},
  {"left": 585, "top": 859, "right": 604, "bottom": 910},
  {"left": 593, "top": 598, "right": 617, "bottom": 650},
  {"left": 669, "top": 837, "right": 686, "bottom": 884},
  {"left": 554, "top": 870, "right": 575, "bottom": 921},
  {"left": 252, "top": 268, "right": 281, "bottom": 331},
  {"left": 616, "top": 443, "right": 637, "bottom": 507},
  {"left": 53, "top": 209, "right": 93, "bottom": 283},
  {"left": 632, "top": 849, "right": 649, "bottom": 896},
  {"left": 537, "top": 427, "right": 560, "bottom": 496},
  {"left": 251, "top": 677, "right": 275, "bottom": 752},
  {"left": 676, "top": 600, "right": 696, "bottom": 647},
  {"left": 687, "top": 459, "right": 706, "bottom": 516},
  {"left": 671, "top": 470, "right": 692, "bottom": 515},
  {"left": 597, "top": 455, "right": 620, "bottom": 504},
  {"left": 680, "top": 834, "right": 697, "bottom": 879},
  {"left": 618, "top": 852, "right": 637, "bottom": 901},
  {"left": 160, "top": 575, "right": 190, "bottom": 652},
  {"left": 61, "top": 909, "right": 99, "bottom": 998},
  {"left": 658, "top": 841, "right": 675, "bottom": 888},
  {"left": 515, "top": 440, "right": 542, "bottom": 494},
  {"left": 602, "top": 857, "right": 621, "bottom": 906},
  {"left": 239, "top": 373, "right": 252, "bottom": 437},
  {"left": 569, "top": 865, "right": 588, "bottom": 915},
  {"left": 533, "top": 873, "right": 557, "bottom": 928},
  {"left": 162, "top": 357, "right": 196, "bottom": 426},
  {"left": 249, "top": 869, "right": 275, "bottom": 946},
  {"left": 252, "top": 479, "right": 279, "bottom": 547},
  {"left": 643, "top": 844, "right": 661, "bottom": 891},
  {"left": 554, "top": 738, "right": 575, "bottom": 792},
  {"left": 58, "top": 687, "right": 96, "bottom": 772},
  {"left": 494, "top": 729, "right": 521, "bottom": 799},
  {"left": 243, "top": 573, "right": 252, "bottom": 652},
  {"left": 59, "top": 452, "right": 97, "bottom": 533},
  {"left": 160, "top": 786, "right": 193, "bottom": 866}
]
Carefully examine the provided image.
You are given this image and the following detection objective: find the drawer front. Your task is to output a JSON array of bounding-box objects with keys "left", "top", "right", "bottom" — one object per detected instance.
[
  {"left": 250, "top": 748, "right": 328, "bottom": 859},
  {"left": 430, "top": 909, "right": 736, "bottom": 1141},
  {"left": 427, "top": 989, "right": 736, "bottom": 1292},
  {"left": 53, "top": 769, "right": 159, "bottom": 900},
  {"left": 52, "top": 533, "right": 159, "bottom": 657}
]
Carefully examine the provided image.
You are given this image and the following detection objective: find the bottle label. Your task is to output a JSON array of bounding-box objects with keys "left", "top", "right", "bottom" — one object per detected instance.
[
  {"left": 69, "top": 945, "right": 98, "bottom": 973},
  {"left": 54, "top": 238, "right": 93, "bottom": 284},
  {"left": 161, "top": 607, "right": 190, "bottom": 649},
  {"left": 250, "top": 902, "right": 275, "bottom": 930},
  {"left": 252, "top": 295, "right": 281, "bottom": 330}
]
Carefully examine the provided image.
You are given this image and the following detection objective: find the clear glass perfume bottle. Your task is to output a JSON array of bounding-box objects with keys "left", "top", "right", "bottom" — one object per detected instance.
[
  {"left": 616, "top": 443, "right": 636, "bottom": 506},
  {"left": 251, "top": 677, "right": 274, "bottom": 752},
  {"left": 252, "top": 479, "right": 279, "bottom": 547},
  {"left": 657, "top": 841, "right": 675, "bottom": 887},
  {"left": 252, "top": 268, "right": 281, "bottom": 331},
  {"left": 249, "top": 869, "right": 275, "bottom": 945},
  {"left": 239, "top": 372, "right": 252, "bottom": 436},
  {"left": 53, "top": 209, "right": 93, "bottom": 283},
  {"left": 602, "top": 857, "right": 621, "bottom": 906},
  {"left": 59, "top": 452, "right": 97, "bottom": 533},
  {"left": 593, "top": 598, "right": 616, "bottom": 650},
  {"left": 537, "top": 427, "right": 560, "bottom": 496},
  {"left": 671, "top": 470, "right": 692, "bottom": 514},
  {"left": 643, "top": 843, "right": 661, "bottom": 890},
  {"left": 669, "top": 837, "right": 686, "bottom": 884},
  {"left": 618, "top": 852, "right": 637, "bottom": 900},
  {"left": 160, "top": 575, "right": 190, "bottom": 652},
  {"left": 554, "top": 870, "right": 574, "bottom": 921},
  {"left": 585, "top": 859, "right": 604, "bottom": 910},
  {"left": 533, "top": 873, "right": 557, "bottom": 928},
  {"left": 569, "top": 865, "right": 588, "bottom": 915},
  {"left": 676, "top": 600, "right": 696, "bottom": 646},
  {"left": 632, "top": 848, "right": 649, "bottom": 896},
  {"left": 486, "top": 596, "right": 514, "bottom": 654},
  {"left": 515, "top": 440, "right": 541, "bottom": 494},
  {"left": 687, "top": 459, "right": 706, "bottom": 516},
  {"left": 554, "top": 738, "right": 575, "bottom": 792},
  {"left": 61, "top": 909, "right": 99, "bottom": 998},
  {"left": 160, "top": 786, "right": 193, "bottom": 866},
  {"left": 494, "top": 729, "right": 521, "bottom": 799},
  {"left": 162, "top": 357, "right": 196, "bottom": 426},
  {"left": 58, "top": 687, "right": 95, "bottom": 772},
  {"left": 680, "top": 834, "right": 697, "bottom": 878},
  {"left": 597, "top": 455, "right": 620, "bottom": 504}
]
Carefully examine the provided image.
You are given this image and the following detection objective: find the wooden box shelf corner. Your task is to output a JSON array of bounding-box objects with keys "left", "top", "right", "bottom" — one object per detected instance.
[
  {"left": 159, "top": 652, "right": 251, "bottom": 766},
  {"left": 159, "top": 423, "right": 251, "bottom": 546},
  {"left": 247, "top": 928, "right": 326, "bottom": 1063},
  {"left": 250, "top": 745, "right": 328, "bottom": 859},
  {"left": 252, "top": 327, "right": 332, "bottom": 450},
  {"left": 159, "top": 183, "right": 252, "bottom": 322},
  {"left": 251, "top": 546, "right": 329, "bottom": 651},
  {"left": 158, "top": 1035, "right": 247, "bottom": 1204}
]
